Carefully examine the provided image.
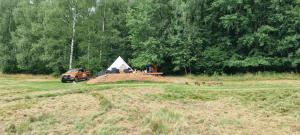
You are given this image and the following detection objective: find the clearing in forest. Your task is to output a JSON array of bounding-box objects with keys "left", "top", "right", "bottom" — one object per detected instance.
[{"left": 0, "top": 74, "right": 299, "bottom": 134}]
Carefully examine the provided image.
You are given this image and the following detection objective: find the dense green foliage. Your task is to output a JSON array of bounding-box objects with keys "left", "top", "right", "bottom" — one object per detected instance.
[{"left": 0, "top": 0, "right": 299, "bottom": 74}]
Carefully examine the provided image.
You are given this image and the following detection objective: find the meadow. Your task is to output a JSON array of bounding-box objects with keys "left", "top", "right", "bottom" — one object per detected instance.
[{"left": 0, "top": 73, "right": 299, "bottom": 135}]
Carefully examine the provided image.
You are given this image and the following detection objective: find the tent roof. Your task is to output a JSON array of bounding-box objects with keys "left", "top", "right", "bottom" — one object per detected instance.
[{"left": 107, "top": 56, "right": 132, "bottom": 70}]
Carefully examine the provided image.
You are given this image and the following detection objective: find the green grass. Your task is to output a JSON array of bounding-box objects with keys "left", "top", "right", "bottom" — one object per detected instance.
[
  {"left": 95, "top": 126, "right": 124, "bottom": 135},
  {"left": 1, "top": 73, "right": 300, "bottom": 114},
  {"left": 0, "top": 73, "right": 300, "bottom": 134},
  {"left": 148, "top": 84, "right": 300, "bottom": 114},
  {"left": 94, "top": 117, "right": 125, "bottom": 135},
  {"left": 143, "top": 108, "right": 183, "bottom": 134}
]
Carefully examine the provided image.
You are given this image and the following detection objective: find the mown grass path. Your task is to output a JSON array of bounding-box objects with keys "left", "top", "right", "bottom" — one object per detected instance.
[{"left": 0, "top": 74, "right": 299, "bottom": 134}]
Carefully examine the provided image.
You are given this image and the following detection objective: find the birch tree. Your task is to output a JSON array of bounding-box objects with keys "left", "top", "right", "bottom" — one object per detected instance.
[{"left": 68, "top": 0, "right": 78, "bottom": 69}]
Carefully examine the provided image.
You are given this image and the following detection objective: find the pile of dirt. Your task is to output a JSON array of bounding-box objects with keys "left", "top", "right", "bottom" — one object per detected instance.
[{"left": 87, "top": 73, "right": 170, "bottom": 84}]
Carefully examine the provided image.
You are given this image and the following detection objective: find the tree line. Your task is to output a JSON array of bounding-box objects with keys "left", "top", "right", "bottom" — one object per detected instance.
[{"left": 0, "top": 0, "right": 299, "bottom": 75}]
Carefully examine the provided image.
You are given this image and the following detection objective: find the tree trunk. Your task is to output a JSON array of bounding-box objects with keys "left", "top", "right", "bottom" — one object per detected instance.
[
  {"left": 69, "top": 7, "right": 77, "bottom": 70},
  {"left": 8, "top": 8, "right": 11, "bottom": 34},
  {"left": 99, "top": 50, "right": 102, "bottom": 67},
  {"left": 88, "top": 30, "right": 90, "bottom": 70},
  {"left": 102, "top": 0, "right": 106, "bottom": 32}
]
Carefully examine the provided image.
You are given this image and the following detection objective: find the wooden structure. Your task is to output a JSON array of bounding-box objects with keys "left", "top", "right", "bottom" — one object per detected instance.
[{"left": 146, "top": 64, "right": 163, "bottom": 76}]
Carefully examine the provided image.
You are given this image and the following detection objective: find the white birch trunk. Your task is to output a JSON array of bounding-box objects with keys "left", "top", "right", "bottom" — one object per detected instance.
[
  {"left": 88, "top": 28, "right": 90, "bottom": 69},
  {"left": 102, "top": 0, "right": 106, "bottom": 31},
  {"left": 69, "top": 7, "right": 77, "bottom": 69}
]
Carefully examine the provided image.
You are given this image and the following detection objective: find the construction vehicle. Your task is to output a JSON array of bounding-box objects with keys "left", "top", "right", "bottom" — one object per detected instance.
[{"left": 61, "top": 68, "right": 91, "bottom": 83}]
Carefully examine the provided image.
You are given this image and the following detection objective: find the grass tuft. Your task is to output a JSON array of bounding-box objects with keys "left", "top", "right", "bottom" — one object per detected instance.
[
  {"left": 95, "top": 126, "right": 123, "bottom": 135},
  {"left": 92, "top": 93, "right": 113, "bottom": 112},
  {"left": 143, "top": 108, "right": 182, "bottom": 134},
  {"left": 5, "top": 113, "right": 56, "bottom": 134}
]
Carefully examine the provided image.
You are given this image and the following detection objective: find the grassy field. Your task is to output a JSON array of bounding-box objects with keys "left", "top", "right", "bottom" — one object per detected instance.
[{"left": 0, "top": 73, "right": 300, "bottom": 135}]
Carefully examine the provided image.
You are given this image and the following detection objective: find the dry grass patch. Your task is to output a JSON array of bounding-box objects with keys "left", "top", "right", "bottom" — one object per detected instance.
[
  {"left": 0, "top": 100, "right": 38, "bottom": 121},
  {"left": 1, "top": 94, "right": 99, "bottom": 135},
  {"left": 88, "top": 87, "right": 300, "bottom": 135}
]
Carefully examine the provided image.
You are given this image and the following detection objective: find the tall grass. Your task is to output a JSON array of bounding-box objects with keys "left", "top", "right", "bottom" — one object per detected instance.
[
  {"left": 187, "top": 72, "right": 300, "bottom": 81},
  {"left": 0, "top": 73, "right": 57, "bottom": 80}
]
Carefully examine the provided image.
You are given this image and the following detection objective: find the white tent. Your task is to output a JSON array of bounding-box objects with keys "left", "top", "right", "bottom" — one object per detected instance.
[{"left": 107, "top": 56, "right": 132, "bottom": 71}]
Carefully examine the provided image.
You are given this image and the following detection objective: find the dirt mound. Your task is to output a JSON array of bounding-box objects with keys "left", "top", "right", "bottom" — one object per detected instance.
[{"left": 87, "top": 73, "right": 170, "bottom": 84}]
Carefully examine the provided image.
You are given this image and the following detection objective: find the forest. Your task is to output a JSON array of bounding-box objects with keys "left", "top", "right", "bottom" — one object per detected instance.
[{"left": 0, "top": 0, "right": 299, "bottom": 75}]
